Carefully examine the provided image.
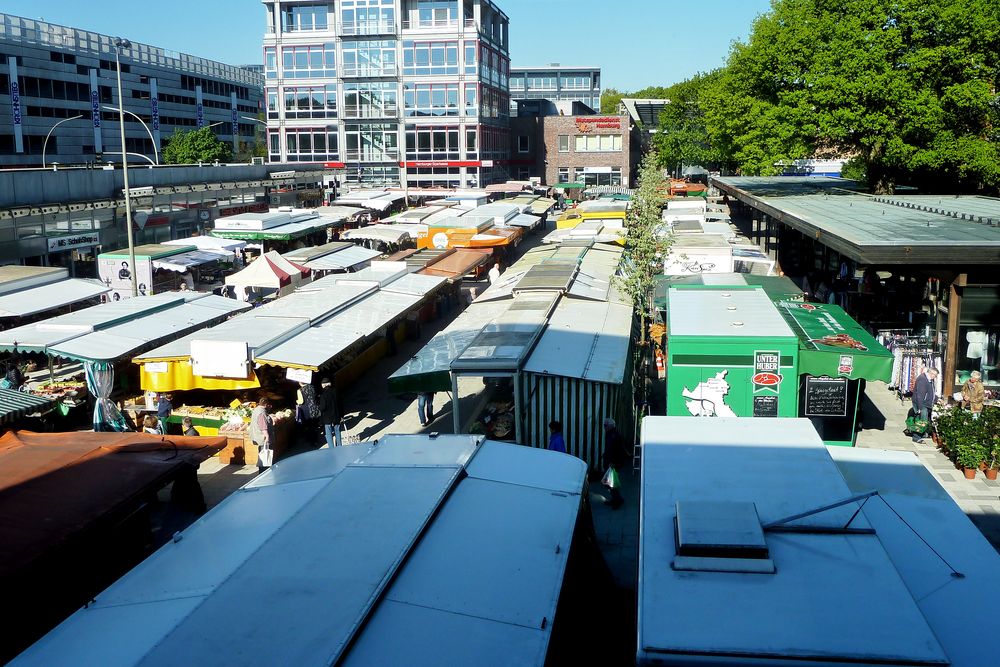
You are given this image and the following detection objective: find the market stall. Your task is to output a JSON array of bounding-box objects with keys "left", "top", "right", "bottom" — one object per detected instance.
[
  {"left": 389, "top": 243, "right": 633, "bottom": 468},
  {"left": 0, "top": 267, "right": 109, "bottom": 325},
  {"left": 97, "top": 244, "right": 198, "bottom": 298},
  {"left": 224, "top": 250, "right": 311, "bottom": 300},
  {"left": 664, "top": 286, "right": 892, "bottom": 445},
  {"left": 283, "top": 241, "right": 383, "bottom": 275},
  {"left": 0, "top": 293, "right": 250, "bottom": 431}
]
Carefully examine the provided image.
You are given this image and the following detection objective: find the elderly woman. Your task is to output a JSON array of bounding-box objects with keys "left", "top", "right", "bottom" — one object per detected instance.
[{"left": 962, "top": 371, "right": 986, "bottom": 420}]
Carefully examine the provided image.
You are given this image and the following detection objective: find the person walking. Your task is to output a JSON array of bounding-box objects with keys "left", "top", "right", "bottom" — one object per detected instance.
[
  {"left": 962, "top": 370, "right": 986, "bottom": 420},
  {"left": 319, "top": 377, "right": 343, "bottom": 447},
  {"left": 911, "top": 367, "right": 938, "bottom": 442},
  {"left": 488, "top": 262, "right": 501, "bottom": 284},
  {"left": 157, "top": 393, "right": 173, "bottom": 436},
  {"left": 601, "top": 417, "right": 628, "bottom": 509},
  {"left": 417, "top": 391, "right": 434, "bottom": 426},
  {"left": 548, "top": 420, "right": 566, "bottom": 453},
  {"left": 249, "top": 396, "right": 274, "bottom": 470}
]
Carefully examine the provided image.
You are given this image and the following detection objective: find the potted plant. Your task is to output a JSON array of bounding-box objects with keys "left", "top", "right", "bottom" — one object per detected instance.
[
  {"left": 933, "top": 407, "right": 956, "bottom": 455},
  {"left": 952, "top": 413, "right": 987, "bottom": 480}
]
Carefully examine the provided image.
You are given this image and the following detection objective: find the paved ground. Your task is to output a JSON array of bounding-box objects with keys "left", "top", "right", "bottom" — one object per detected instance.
[{"left": 856, "top": 381, "right": 1000, "bottom": 550}]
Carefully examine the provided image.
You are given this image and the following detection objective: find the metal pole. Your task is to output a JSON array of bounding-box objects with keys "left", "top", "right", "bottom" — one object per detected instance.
[
  {"left": 42, "top": 114, "right": 84, "bottom": 168},
  {"left": 115, "top": 38, "right": 138, "bottom": 297}
]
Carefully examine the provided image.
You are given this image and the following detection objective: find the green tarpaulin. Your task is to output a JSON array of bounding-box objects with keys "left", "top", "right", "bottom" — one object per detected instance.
[
  {"left": 776, "top": 301, "right": 892, "bottom": 382},
  {"left": 552, "top": 183, "right": 585, "bottom": 190}
]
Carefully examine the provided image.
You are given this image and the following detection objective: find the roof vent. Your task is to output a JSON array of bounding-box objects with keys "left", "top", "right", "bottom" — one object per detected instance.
[{"left": 673, "top": 501, "right": 775, "bottom": 574}]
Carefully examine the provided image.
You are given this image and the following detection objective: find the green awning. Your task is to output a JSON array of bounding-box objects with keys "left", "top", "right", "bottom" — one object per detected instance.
[
  {"left": 552, "top": 183, "right": 586, "bottom": 190},
  {"left": 776, "top": 301, "right": 892, "bottom": 382},
  {"left": 0, "top": 388, "right": 55, "bottom": 424}
]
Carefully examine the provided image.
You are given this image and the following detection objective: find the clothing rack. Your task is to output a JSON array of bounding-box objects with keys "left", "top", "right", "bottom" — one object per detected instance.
[{"left": 877, "top": 330, "right": 942, "bottom": 403}]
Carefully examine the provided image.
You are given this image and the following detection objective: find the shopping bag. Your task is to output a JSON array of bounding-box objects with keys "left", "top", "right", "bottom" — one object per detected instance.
[
  {"left": 257, "top": 444, "right": 273, "bottom": 468},
  {"left": 905, "top": 415, "right": 929, "bottom": 436},
  {"left": 601, "top": 466, "right": 620, "bottom": 489}
]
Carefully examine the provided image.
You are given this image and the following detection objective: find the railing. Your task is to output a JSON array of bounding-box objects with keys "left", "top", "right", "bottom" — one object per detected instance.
[
  {"left": 0, "top": 13, "right": 262, "bottom": 86},
  {"left": 342, "top": 105, "right": 400, "bottom": 119},
  {"left": 345, "top": 148, "right": 400, "bottom": 162},
  {"left": 401, "top": 18, "right": 459, "bottom": 30},
  {"left": 340, "top": 65, "right": 398, "bottom": 78},
  {"left": 339, "top": 21, "right": 397, "bottom": 36}
]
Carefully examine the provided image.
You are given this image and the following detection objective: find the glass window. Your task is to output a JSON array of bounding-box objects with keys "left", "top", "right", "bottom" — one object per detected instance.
[
  {"left": 343, "top": 81, "right": 398, "bottom": 118},
  {"left": 403, "top": 83, "right": 460, "bottom": 117},
  {"left": 402, "top": 40, "right": 460, "bottom": 76},
  {"left": 280, "top": 44, "right": 336, "bottom": 78},
  {"left": 344, "top": 122, "right": 398, "bottom": 161},
  {"left": 558, "top": 135, "right": 569, "bottom": 152},
  {"left": 575, "top": 134, "right": 621, "bottom": 152},
  {"left": 517, "top": 135, "right": 529, "bottom": 153},
  {"left": 341, "top": 40, "right": 397, "bottom": 77},
  {"left": 281, "top": 4, "right": 330, "bottom": 32},
  {"left": 283, "top": 127, "right": 338, "bottom": 162},
  {"left": 558, "top": 167, "right": 570, "bottom": 184},
  {"left": 341, "top": 0, "right": 395, "bottom": 35},
  {"left": 282, "top": 85, "right": 337, "bottom": 119}
]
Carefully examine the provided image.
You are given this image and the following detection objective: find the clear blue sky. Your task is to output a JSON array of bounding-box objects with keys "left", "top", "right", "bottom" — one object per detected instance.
[{"left": 3, "top": 0, "right": 771, "bottom": 90}]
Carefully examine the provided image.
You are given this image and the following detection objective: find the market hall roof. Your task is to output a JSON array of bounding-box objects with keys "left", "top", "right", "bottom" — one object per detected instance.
[
  {"left": 619, "top": 98, "right": 668, "bottom": 127},
  {"left": 712, "top": 176, "right": 1000, "bottom": 264}
]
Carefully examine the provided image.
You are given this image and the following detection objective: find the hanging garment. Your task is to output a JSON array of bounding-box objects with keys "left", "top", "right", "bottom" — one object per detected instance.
[{"left": 966, "top": 331, "right": 987, "bottom": 360}]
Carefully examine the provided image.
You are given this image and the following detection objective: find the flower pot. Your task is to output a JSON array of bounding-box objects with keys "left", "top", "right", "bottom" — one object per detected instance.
[
  {"left": 986, "top": 468, "right": 998, "bottom": 481},
  {"left": 964, "top": 467, "right": 978, "bottom": 480}
]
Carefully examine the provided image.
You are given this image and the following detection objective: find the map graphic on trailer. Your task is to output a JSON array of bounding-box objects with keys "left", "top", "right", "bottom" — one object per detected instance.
[{"left": 682, "top": 370, "right": 736, "bottom": 417}]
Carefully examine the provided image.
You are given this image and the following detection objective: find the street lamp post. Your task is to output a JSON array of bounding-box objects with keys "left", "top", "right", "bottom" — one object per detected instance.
[
  {"left": 114, "top": 36, "right": 138, "bottom": 297},
  {"left": 42, "top": 114, "right": 84, "bottom": 168}
]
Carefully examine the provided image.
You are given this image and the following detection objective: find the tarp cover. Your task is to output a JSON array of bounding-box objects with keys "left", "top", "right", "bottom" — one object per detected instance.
[
  {"left": 0, "top": 389, "right": 55, "bottom": 424},
  {"left": 777, "top": 301, "right": 893, "bottom": 381}
]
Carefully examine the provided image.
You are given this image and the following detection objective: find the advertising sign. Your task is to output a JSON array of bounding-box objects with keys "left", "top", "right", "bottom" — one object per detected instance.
[
  {"left": 752, "top": 350, "right": 782, "bottom": 393},
  {"left": 286, "top": 367, "right": 313, "bottom": 384},
  {"left": 804, "top": 376, "right": 849, "bottom": 417},
  {"left": 47, "top": 232, "right": 100, "bottom": 253},
  {"left": 10, "top": 59, "right": 23, "bottom": 152},
  {"left": 98, "top": 255, "right": 153, "bottom": 300}
]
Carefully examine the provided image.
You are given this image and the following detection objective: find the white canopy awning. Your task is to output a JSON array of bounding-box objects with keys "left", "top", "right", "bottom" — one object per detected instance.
[
  {"left": 342, "top": 225, "right": 416, "bottom": 245},
  {"left": 0, "top": 279, "right": 109, "bottom": 318},
  {"left": 152, "top": 250, "right": 226, "bottom": 273},
  {"left": 164, "top": 236, "right": 246, "bottom": 252}
]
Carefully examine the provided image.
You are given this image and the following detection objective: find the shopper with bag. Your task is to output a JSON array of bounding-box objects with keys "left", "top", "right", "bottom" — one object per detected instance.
[
  {"left": 250, "top": 396, "right": 274, "bottom": 470},
  {"left": 601, "top": 417, "right": 628, "bottom": 509},
  {"left": 910, "top": 367, "right": 938, "bottom": 443}
]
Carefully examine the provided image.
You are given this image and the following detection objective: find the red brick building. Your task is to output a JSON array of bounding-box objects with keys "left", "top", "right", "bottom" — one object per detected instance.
[{"left": 509, "top": 110, "right": 640, "bottom": 187}]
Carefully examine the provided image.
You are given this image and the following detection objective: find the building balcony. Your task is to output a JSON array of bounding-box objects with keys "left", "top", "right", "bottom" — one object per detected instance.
[
  {"left": 401, "top": 18, "right": 460, "bottom": 31},
  {"left": 339, "top": 21, "right": 397, "bottom": 37}
]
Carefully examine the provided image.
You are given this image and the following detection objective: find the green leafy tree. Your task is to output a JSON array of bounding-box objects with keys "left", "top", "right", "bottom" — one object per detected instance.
[
  {"left": 703, "top": 0, "right": 1000, "bottom": 193},
  {"left": 616, "top": 155, "right": 672, "bottom": 346},
  {"left": 162, "top": 127, "right": 233, "bottom": 164},
  {"left": 601, "top": 87, "right": 626, "bottom": 114},
  {"left": 655, "top": 71, "right": 725, "bottom": 175}
]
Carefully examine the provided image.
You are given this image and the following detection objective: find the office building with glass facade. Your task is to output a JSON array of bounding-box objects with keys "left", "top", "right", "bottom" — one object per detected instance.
[
  {"left": 509, "top": 65, "right": 601, "bottom": 115},
  {"left": 0, "top": 13, "right": 263, "bottom": 168},
  {"left": 263, "top": 0, "right": 511, "bottom": 189}
]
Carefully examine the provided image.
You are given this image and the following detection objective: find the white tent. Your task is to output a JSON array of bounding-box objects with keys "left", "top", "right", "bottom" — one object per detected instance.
[{"left": 225, "top": 250, "right": 311, "bottom": 298}]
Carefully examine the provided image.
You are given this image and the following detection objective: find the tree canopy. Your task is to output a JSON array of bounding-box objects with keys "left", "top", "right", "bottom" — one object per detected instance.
[
  {"left": 162, "top": 127, "right": 233, "bottom": 165},
  {"left": 657, "top": 0, "right": 1000, "bottom": 194}
]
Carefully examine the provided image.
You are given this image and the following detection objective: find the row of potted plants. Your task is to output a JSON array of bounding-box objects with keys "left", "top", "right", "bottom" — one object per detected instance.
[{"left": 933, "top": 405, "right": 1000, "bottom": 480}]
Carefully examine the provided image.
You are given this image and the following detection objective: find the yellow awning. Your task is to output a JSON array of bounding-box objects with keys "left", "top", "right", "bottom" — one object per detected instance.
[{"left": 139, "top": 360, "right": 261, "bottom": 392}]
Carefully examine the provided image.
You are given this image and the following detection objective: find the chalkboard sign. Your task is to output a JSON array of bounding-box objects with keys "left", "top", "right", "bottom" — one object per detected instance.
[
  {"left": 804, "top": 377, "right": 849, "bottom": 417},
  {"left": 753, "top": 394, "right": 779, "bottom": 418}
]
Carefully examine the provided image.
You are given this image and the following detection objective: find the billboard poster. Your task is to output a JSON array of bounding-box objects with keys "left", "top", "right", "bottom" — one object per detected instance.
[{"left": 98, "top": 256, "right": 153, "bottom": 300}]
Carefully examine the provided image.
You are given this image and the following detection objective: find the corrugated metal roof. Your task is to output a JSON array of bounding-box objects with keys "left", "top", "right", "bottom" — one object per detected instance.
[
  {"left": 16, "top": 437, "right": 584, "bottom": 667},
  {"left": 382, "top": 272, "right": 447, "bottom": 296},
  {"left": 0, "top": 389, "right": 54, "bottom": 424},
  {"left": 254, "top": 283, "right": 374, "bottom": 323},
  {"left": 136, "top": 315, "right": 309, "bottom": 361},
  {"left": 523, "top": 299, "right": 631, "bottom": 383},
  {"left": 302, "top": 246, "right": 382, "bottom": 271},
  {"left": 0, "top": 279, "right": 109, "bottom": 318},
  {"left": 48, "top": 298, "right": 249, "bottom": 363},
  {"left": 0, "top": 294, "right": 205, "bottom": 354}
]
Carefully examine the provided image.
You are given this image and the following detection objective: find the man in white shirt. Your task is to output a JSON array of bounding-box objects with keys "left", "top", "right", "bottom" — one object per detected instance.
[{"left": 488, "top": 262, "right": 501, "bottom": 284}]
